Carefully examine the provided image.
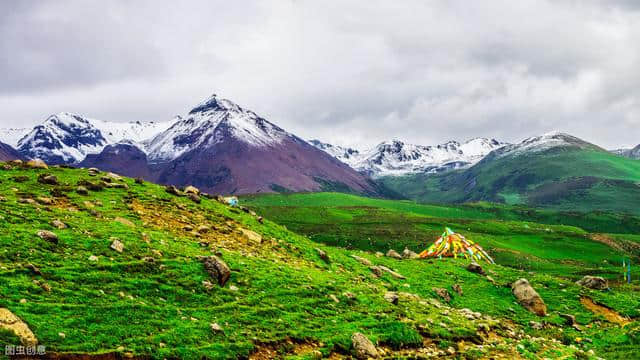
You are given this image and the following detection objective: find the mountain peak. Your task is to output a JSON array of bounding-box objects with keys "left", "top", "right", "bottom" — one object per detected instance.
[{"left": 189, "top": 94, "right": 243, "bottom": 114}]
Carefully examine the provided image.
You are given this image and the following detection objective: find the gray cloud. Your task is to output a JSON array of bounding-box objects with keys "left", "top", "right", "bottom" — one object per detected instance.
[{"left": 1, "top": 0, "right": 639, "bottom": 150}]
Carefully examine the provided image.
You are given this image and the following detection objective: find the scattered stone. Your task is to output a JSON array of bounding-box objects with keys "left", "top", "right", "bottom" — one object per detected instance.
[
  {"left": 351, "top": 332, "right": 379, "bottom": 359},
  {"left": 183, "top": 225, "right": 194, "bottom": 232},
  {"left": 19, "top": 198, "right": 36, "bottom": 205},
  {"left": 486, "top": 275, "right": 496, "bottom": 285},
  {"left": 459, "top": 308, "right": 481, "bottom": 320},
  {"left": 37, "top": 230, "right": 58, "bottom": 244},
  {"left": 19, "top": 299, "right": 27, "bottom": 304},
  {"left": 466, "top": 262, "right": 485, "bottom": 275},
  {"left": 384, "top": 292, "right": 399, "bottom": 305},
  {"left": 452, "top": 284, "right": 463, "bottom": 296},
  {"left": 37, "top": 174, "right": 58, "bottom": 185},
  {"left": 343, "top": 292, "right": 356, "bottom": 300},
  {"left": 512, "top": 278, "right": 547, "bottom": 316},
  {"left": 25, "top": 263, "right": 42, "bottom": 276},
  {"left": 560, "top": 313, "right": 576, "bottom": 326},
  {"left": 51, "top": 219, "right": 67, "bottom": 229},
  {"left": 36, "top": 197, "right": 53, "bottom": 205},
  {"left": 529, "top": 321, "right": 543, "bottom": 330},
  {"left": 114, "top": 217, "right": 135, "bottom": 227},
  {"left": 402, "top": 248, "right": 419, "bottom": 259},
  {"left": 201, "top": 256, "right": 231, "bottom": 287},
  {"left": 134, "top": 177, "right": 144, "bottom": 184},
  {"left": 26, "top": 159, "right": 48, "bottom": 169},
  {"left": 369, "top": 266, "right": 383, "bottom": 277},
  {"left": 184, "top": 185, "right": 200, "bottom": 195},
  {"left": 386, "top": 249, "right": 402, "bottom": 260},
  {"left": 88, "top": 255, "right": 99, "bottom": 262},
  {"left": 33, "top": 280, "right": 51, "bottom": 292},
  {"left": 329, "top": 294, "right": 340, "bottom": 303},
  {"left": 0, "top": 308, "right": 38, "bottom": 346},
  {"left": 210, "top": 323, "right": 223, "bottom": 332},
  {"left": 377, "top": 266, "right": 406, "bottom": 279},
  {"left": 106, "top": 172, "right": 122, "bottom": 181},
  {"left": 165, "top": 185, "right": 182, "bottom": 196},
  {"left": 432, "top": 287, "right": 451, "bottom": 302},
  {"left": 76, "top": 186, "right": 89, "bottom": 195},
  {"left": 576, "top": 276, "right": 609, "bottom": 290},
  {"left": 351, "top": 255, "right": 372, "bottom": 266},
  {"left": 197, "top": 225, "right": 210, "bottom": 233},
  {"left": 11, "top": 175, "right": 29, "bottom": 183},
  {"left": 229, "top": 285, "right": 239, "bottom": 291},
  {"left": 88, "top": 168, "right": 100, "bottom": 176},
  {"left": 315, "top": 248, "right": 330, "bottom": 263},
  {"left": 375, "top": 252, "right": 384, "bottom": 257},
  {"left": 257, "top": 216, "right": 264, "bottom": 224},
  {"left": 240, "top": 228, "right": 262, "bottom": 243},
  {"left": 58, "top": 332, "right": 66, "bottom": 339},
  {"left": 187, "top": 193, "right": 201, "bottom": 204},
  {"left": 110, "top": 239, "right": 124, "bottom": 253}
]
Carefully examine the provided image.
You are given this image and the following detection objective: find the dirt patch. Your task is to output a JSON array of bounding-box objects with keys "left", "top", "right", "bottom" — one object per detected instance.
[
  {"left": 0, "top": 308, "right": 38, "bottom": 346},
  {"left": 589, "top": 234, "right": 625, "bottom": 252},
  {"left": 581, "top": 297, "right": 631, "bottom": 326},
  {"left": 249, "top": 340, "right": 321, "bottom": 360}
]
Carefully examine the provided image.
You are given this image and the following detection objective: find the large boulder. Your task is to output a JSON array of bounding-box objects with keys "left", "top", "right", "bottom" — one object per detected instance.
[
  {"left": 351, "top": 332, "right": 379, "bottom": 359},
  {"left": 202, "top": 256, "right": 231, "bottom": 287},
  {"left": 576, "top": 276, "right": 609, "bottom": 290},
  {"left": 512, "top": 279, "right": 547, "bottom": 316}
]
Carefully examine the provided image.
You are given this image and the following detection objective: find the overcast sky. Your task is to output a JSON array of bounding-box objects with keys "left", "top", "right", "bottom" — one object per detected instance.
[{"left": 1, "top": 0, "right": 639, "bottom": 149}]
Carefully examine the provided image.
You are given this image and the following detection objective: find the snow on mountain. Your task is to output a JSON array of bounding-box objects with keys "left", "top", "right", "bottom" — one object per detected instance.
[
  {"left": 310, "top": 137, "right": 507, "bottom": 177},
  {"left": 0, "top": 127, "right": 31, "bottom": 147},
  {"left": 494, "top": 131, "right": 599, "bottom": 158},
  {"left": 307, "top": 140, "right": 360, "bottom": 164},
  {"left": 612, "top": 144, "right": 640, "bottom": 159},
  {"left": 16, "top": 112, "right": 175, "bottom": 164},
  {"left": 146, "top": 94, "right": 288, "bottom": 163}
]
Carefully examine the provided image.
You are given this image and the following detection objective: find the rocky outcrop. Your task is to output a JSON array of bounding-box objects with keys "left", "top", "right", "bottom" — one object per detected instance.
[
  {"left": 576, "top": 276, "right": 609, "bottom": 290},
  {"left": 201, "top": 256, "right": 231, "bottom": 287}
]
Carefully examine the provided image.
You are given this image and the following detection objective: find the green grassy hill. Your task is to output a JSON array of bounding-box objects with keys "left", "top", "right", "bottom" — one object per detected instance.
[
  {"left": 381, "top": 144, "right": 640, "bottom": 215},
  {"left": 0, "top": 163, "right": 639, "bottom": 359}
]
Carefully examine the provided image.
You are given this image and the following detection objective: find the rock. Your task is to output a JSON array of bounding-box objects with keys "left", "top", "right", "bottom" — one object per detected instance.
[
  {"left": 257, "top": 216, "right": 264, "bottom": 224},
  {"left": 184, "top": 185, "right": 200, "bottom": 195},
  {"left": 201, "top": 256, "right": 231, "bottom": 287},
  {"left": 76, "top": 186, "right": 89, "bottom": 195},
  {"left": 26, "top": 159, "right": 48, "bottom": 169},
  {"left": 25, "top": 263, "right": 42, "bottom": 276},
  {"left": 110, "top": 239, "right": 124, "bottom": 253},
  {"left": 34, "top": 280, "right": 51, "bottom": 292},
  {"left": 432, "top": 287, "right": 451, "bottom": 302},
  {"left": 511, "top": 278, "right": 547, "bottom": 316},
  {"left": 576, "top": 276, "right": 609, "bottom": 290},
  {"left": 486, "top": 275, "right": 496, "bottom": 285},
  {"left": 58, "top": 332, "right": 66, "bottom": 339},
  {"left": 37, "top": 174, "right": 58, "bottom": 185},
  {"left": 114, "top": 217, "right": 135, "bottom": 227},
  {"left": 88, "top": 168, "right": 100, "bottom": 176},
  {"left": 466, "top": 262, "right": 485, "bottom": 275},
  {"left": 210, "top": 323, "right": 223, "bottom": 332},
  {"left": 329, "top": 294, "right": 340, "bottom": 303},
  {"left": 384, "top": 292, "right": 399, "bottom": 305},
  {"left": 351, "top": 255, "right": 372, "bottom": 266},
  {"left": 134, "top": 177, "right": 144, "bottom": 184},
  {"left": 452, "top": 284, "right": 463, "bottom": 296},
  {"left": 52, "top": 219, "right": 67, "bottom": 229},
  {"left": 315, "top": 248, "right": 330, "bottom": 263},
  {"left": 37, "top": 230, "right": 58, "bottom": 244},
  {"left": 19, "top": 198, "right": 36, "bottom": 205},
  {"left": 187, "top": 193, "right": 201, "bottom": 204},
  {"left": 165, "top": 185, "right": 182, "bottom": 196},
  {"left": 88, "top": 255, "right": 99, "bottom": 262},
  {"left": 377, "top": 266, "right": 406, "bottom": 279},
  {"left": 560, "top": 313, "right": 576, "bottom": 326},
  {"left": 240, "top": 228, "right": 262, "bottom": 243},
  {"left": 0, "top": 308, "right": 38, "bottom": 346},
  {"left": 386, "top": 249, "right": 402, "bottom": 260},
  {"left": 229, "top": 285, "right": 239, "bottom": 291},
  {"left": 369, "top": 266, "right": 383, "bottom": 277},
  {"left": 375, "top": 252, "right": 384, "bottom": 257},
  {"left": 183, "top": 225, "right": 194, "bottom": 232},
  {"left": 106, "top": 172, "right": 122, "bottom": 181},
  {"left": 197, "top": 225, "right": 210, "bottom": 233},
  {"left": 36, "top": 197, "right": 53, "bottom": 205},
  {"left": 402, "top": 248, "right": 419, "bottom": 259},
  {"left": 529, "top": 321, "right": 543, "bottom": 330},
  {"left": 351, "top": 332, "right": 379, "bottom": 359}
]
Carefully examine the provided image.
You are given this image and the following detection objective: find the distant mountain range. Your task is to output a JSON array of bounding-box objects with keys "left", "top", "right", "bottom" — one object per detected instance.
[
  {"left": 309, "top": 138, "right": 507, "bottom": 177},
  {"left": 0, "top": 95, "right": 381, "bottom": 196},
  {"left": 1, "top": 94, "right": 639, "bottom": 210}
]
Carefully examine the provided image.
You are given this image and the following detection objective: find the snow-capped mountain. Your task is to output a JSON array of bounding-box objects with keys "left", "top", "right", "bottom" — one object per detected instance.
[
  {"left": 146, "top": 95, "right": 287, "bottom": 163},
  {"left": 612, "top": 144, "right": 640, "bottom": 160},
  {"left": 490, "top": 131, "right": 601, "bottom": 159},
  {"left": 0, "top": 128, "right": 30, "bottom": 147},
  {"left": 307, "top": 140, "right": 360, "bottom": 164},
  {"left": 310, "top": 137, "right": 507, "bottom": 177},
  {"left": 15, "top": 112, "right": 174, "bottom": 164}
]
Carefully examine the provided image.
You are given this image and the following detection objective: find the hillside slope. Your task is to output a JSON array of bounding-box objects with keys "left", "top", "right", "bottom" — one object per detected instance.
[
  {"left": 382, "top": 133, "right": 640, "bottom": 214},
  {"left": 0, "top": 142, "right": 22, "bottom": 161},
  {"left": 2, "top": 163, "right": 635, "bottom": 358}
]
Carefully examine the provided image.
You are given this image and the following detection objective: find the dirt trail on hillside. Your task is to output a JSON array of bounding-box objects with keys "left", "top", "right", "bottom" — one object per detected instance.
[{"left": 581, "top": 297, "right": 630, "bottom": 326}]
